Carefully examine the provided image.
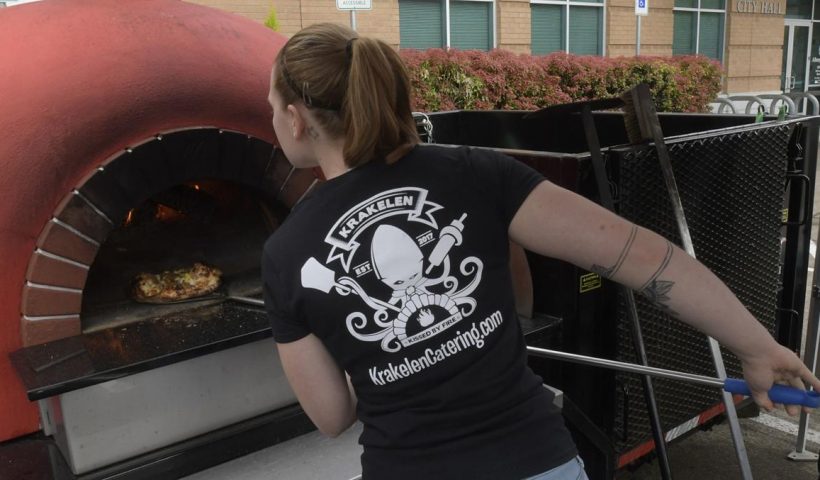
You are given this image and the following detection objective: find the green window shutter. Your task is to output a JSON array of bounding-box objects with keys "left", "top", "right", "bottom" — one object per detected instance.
[
  {"left": 531, "top": 4, "right": 566, "bottom": 55},
  {"left": 673, "top": 11, "right": 697, "bottom": 55},
  {"left": 787, "top": 0, "right": 812, "bottom": 19},
  {"left": 700, "top": 0, "right": 725, "bottom": 9},
  {"left": 698, "top": 12, "right": 724, "bottom": 60},
  {"left": 568, "top": 6, "right": 602, "bottom": 55},
  {"left": 399, "top": 0, "right": 444, "bottom": 50},
  {"left": 450, "top": 1, "right": 492, "bottom": 50}
]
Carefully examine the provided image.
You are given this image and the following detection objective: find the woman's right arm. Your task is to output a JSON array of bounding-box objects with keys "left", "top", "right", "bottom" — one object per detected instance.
[
  {"left": 277, "top": 334, "right": 357, "bottom": 437},
  {"left": 509, "top": 180, "right": 820, "bottom": 414}
]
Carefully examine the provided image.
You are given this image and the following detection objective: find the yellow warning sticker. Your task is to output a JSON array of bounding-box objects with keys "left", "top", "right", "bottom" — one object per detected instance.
[
  {"left": 781, "top": 208, "right": 789, "bottom": 223},
  {"left": 580, "top": 272, "right": 601, "bottom": 293}
]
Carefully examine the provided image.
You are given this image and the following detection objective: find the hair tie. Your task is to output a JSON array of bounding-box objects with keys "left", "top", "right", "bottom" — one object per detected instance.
[
  {"left": 280, "top": 56, "right": 340, "bottom": 111},
  {"left": 280, "top": 59, "right": 303, "bottom": 101},
  {"left": 346, "top": 37, "right": 358, "bottom": 61}
]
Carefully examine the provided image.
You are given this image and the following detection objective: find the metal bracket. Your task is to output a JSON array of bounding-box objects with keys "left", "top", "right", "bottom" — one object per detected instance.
[
  {"left": 787, "top": 450, "right": 819, "bottom": 461},
  {"left": 412, "top": 112, "right": 434, "bottom": 143},
  {"left": 782, "top": 173, "right": 812, "bottom": 226}
]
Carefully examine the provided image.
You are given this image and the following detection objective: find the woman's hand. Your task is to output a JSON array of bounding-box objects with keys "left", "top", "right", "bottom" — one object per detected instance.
[{"left": 739, "top": 342, "right": 820, "bottom": 416}]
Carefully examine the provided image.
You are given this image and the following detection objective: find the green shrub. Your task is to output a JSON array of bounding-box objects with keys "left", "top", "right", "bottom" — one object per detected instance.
[
  {"left": 399, "top": 49, "right": 724, "bottom": 113},
  {"left": 401, "top": 49, "right": 569, "bottom": 111},
  {"left": 264, "top": 6, "right": 280, "bottom": 31}
]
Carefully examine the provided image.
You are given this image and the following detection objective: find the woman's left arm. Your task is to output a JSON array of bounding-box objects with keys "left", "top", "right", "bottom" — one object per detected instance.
[
  {"left": 509, "top": 180, "right": 820, "bottom": 414},
  {"left": 277, "top": 334, "right": 357, "bottom": 437}
]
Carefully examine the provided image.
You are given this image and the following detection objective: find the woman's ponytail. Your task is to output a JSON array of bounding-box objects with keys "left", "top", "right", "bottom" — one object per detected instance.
[
  {"left": 273, "top": 23, "right": 419, "bottom": 168},
  {"left": 344, "top": 38, "right": 419, "bottom": 167}
]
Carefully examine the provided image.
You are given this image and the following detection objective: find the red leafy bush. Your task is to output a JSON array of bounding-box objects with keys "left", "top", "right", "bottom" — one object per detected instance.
[
  {"left": 401, "top": 48, "right": 570, "bottom": 111},
  {"left": 400, "top": 49, "right": 723, "bottom": 113}
]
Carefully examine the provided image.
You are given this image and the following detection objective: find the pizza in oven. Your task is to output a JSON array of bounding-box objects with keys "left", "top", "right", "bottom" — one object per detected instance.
[{"left": 133, "top": 262, "right": 222, "bottom": 302}]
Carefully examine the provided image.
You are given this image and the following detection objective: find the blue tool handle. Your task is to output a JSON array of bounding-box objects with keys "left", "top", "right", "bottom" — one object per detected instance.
[{"left": 723, "top": 378, "right": 820, "bottom": 408}]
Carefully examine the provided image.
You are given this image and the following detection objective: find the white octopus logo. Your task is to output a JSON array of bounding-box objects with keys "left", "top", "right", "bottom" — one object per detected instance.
[{"left": 300, "top": 187, "right": 483, "bottom": 352}]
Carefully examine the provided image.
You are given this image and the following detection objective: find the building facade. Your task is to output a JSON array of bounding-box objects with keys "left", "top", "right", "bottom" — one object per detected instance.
[
  {"left": 190, "top": 0, "right": 820, "bottom": 94},
  {"left": 159, "top": 1, "right": 820, "bottom": 95},
  {"left": 0, "top": 0, "right": 810, "bottom": 98},
  {"left": 2, "top": 0, "right": 814, "bottom": 95}
]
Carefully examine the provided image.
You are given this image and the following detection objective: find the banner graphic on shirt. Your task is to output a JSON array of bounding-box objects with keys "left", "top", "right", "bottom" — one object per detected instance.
[
  {"left": 325, "top": 187, "right": 442, "bottom": 273},
  {"left": 300, "top": 187, "right": 484, "bottom": 354}
]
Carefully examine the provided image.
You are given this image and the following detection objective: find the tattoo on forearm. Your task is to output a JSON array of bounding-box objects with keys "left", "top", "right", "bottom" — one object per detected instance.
[
  {"left": 590, "top": 225, "right": 638, "bottom": 279},
  {"left": 638, "top": 241, "right": 677, "bottom": 316}
]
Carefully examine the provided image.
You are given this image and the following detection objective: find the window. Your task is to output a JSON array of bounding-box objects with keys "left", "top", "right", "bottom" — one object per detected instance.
[
  {"left": 672, "top": 0, "right": 725, "bottom": 61},
  {"left": 531, "top": 0, "right": 605, "bottom": 55},
  {"left": 399, "top": 0, "right": 496, "bottom": 50},
  {"left": 787, "top": 0, "right": 812, "bottom": 19}
]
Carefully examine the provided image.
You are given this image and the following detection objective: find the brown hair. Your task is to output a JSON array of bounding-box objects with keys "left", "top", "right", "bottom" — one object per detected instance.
[{"left": 273, "top": 23, "right": 419, "bottom": 168}]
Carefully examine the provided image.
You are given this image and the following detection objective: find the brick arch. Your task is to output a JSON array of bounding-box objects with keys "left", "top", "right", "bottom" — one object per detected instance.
[{"left": 21, "top": 128, "right": 316, "bottom": 347}]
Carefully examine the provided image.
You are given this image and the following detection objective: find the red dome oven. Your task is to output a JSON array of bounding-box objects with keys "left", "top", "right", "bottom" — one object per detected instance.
[{"left": 0, "top": 0, "right": 316, "bottom": 475}]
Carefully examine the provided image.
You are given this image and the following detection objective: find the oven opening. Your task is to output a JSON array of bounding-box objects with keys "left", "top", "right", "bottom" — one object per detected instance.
[{"left": 81, "top": 179, "right": 281, "bottom": 333}]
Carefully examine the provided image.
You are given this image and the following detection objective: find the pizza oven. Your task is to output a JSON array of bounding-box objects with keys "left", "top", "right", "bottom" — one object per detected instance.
[
  {"left": 15, "top": 129, "right": 319, "bottom": 476},
  {"left": 0, "top": 1, "right": 323, "bottom": 476}
]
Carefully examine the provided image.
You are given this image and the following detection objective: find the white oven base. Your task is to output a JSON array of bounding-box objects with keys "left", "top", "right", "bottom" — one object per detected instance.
[{"left": 40, "top": 338, "right": 296, "bottom": 475}]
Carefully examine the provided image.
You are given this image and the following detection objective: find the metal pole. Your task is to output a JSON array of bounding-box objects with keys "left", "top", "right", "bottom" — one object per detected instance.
[
  {"left": 350, "top": 10, "right": 357, "bottom": 31},
  {"left": 636, "top": 15, "right": 641, "bottom": 56},
  {"left": 629, "top": 84, "right": 753, "bottom": 479},
  {"left": 790, "top": 119, "right": 820, "bottom": 462},
  {"left": 580, "top": 106, "right": 673, "bottom": 479},
  {"left": 527, "top": 346, "right": 725, "bottom": 388},
  {"left": 791, "top": 262, "right": 820, "bottom": 461}
]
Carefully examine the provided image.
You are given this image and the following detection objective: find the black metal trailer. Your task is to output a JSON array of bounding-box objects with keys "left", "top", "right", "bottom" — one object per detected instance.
[{"left": 420, "top": 109, "right": 820, "bottom": 479}]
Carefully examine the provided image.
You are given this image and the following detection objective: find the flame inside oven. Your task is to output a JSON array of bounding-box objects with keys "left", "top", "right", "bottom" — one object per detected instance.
[{"left": 154, "top": 204, "right": 185, "bottom": 223}]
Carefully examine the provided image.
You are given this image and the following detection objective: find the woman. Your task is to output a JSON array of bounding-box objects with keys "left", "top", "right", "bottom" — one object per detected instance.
[{"left": 261, "top": 23, "right": 820, "bottom": 480}]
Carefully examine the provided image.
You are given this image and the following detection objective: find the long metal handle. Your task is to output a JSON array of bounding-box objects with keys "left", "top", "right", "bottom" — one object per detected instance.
[
  {"left": 228, "top": 295, "right": 265, "bottom": 307},
  {"left": 527, "top": 346, "right": 820, "bottom": 407},
  {"left": 527, "top": 346, "right": 723, "bottom": 387}
]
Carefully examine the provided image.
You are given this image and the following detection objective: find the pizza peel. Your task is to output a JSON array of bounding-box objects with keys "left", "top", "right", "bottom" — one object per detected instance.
[{"left": 132, "top": 269, "right": 264, "bottom": 307}]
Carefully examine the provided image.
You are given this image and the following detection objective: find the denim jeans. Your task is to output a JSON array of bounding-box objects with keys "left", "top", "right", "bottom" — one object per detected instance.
[{"left": 524, "top": 456, "right": 588, "bottom": 480}]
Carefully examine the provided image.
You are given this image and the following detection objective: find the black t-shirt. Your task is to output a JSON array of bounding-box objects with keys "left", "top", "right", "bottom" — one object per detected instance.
[{"left": 262, "top": 144, "right": 578, "bottom": 480}]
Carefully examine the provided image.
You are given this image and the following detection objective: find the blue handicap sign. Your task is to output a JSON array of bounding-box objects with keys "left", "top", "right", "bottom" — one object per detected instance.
[{"left": 638, "top": 0, "right": 646, "bottom": 7}]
